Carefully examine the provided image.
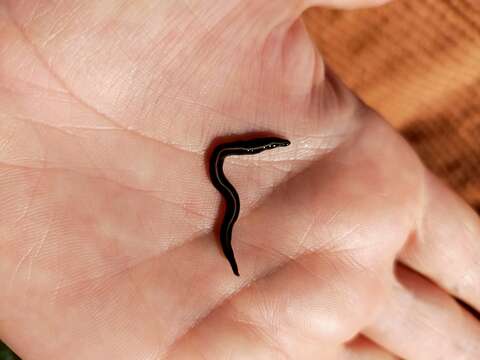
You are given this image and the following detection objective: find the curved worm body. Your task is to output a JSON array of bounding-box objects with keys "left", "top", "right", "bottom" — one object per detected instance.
[{"left": 209, "top": 137, "right": 291, "bottom": 276}]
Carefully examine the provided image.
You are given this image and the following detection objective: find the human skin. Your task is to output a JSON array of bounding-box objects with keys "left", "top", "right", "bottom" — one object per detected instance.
[{"left": 0, "top": 0, "right": 479, "bottom": 359}]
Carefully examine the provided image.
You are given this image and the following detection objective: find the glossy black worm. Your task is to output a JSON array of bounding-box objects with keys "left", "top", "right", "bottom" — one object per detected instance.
[{"left": 209, "top": 137, "right": 291, "bottom": 276}]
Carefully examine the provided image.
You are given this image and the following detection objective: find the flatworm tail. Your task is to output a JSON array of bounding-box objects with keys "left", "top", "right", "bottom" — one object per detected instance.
[{"left": 220, "top": 190, "right": 241, "bottom": 276}]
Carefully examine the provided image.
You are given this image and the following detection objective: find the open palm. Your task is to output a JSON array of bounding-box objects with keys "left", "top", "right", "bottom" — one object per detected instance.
[{"left": 1, "top": 1, "right": 479, "bottom": 359}]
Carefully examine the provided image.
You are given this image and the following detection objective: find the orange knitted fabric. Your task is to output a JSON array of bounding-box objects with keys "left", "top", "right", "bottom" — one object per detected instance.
[{"left": 304, "top": 0, "right": 480, "bottom": 212}]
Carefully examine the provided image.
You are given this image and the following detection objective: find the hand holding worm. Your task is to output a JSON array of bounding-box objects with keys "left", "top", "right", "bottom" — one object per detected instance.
[{"left": 1, "top": 1, "right": 479, "bottom": 359}]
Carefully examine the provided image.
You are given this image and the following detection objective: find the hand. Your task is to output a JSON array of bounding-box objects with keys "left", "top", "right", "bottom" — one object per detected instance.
[{"left": 1, "top": 1, "right": 479, "bottom": 359}]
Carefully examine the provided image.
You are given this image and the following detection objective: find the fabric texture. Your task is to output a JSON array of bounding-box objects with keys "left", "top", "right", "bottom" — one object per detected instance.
[{"left": 304, "top": 0, "right": 480, "bottom": 212}]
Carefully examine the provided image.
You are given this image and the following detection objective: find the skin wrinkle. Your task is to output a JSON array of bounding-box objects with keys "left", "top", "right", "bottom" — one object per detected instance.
[
  {"left": 39, "top": 4, "right": 73, "bottom": 49},
  {"left": 3, "top": 154, "right": 47, "bottom": 292},
  {"left": 231, "top": 280, "right": 335, "bottom": 351},
  {"left": 292, "top": 194, "right": 326, "bottom": 254},
  {"left": 27, "top": 212, "right": 54, "bottom": 283},
  {"left": 0, "top": 158, "right": 153, "bottom": 188},
  {"left": 398, "top": 285, "right": 459, "bottom": 356},
  {"left": 281, "top": 19, "right": 316, "bottom": 91},
  {"left": 136, "top": 19, "right": 214, "bottom": 138},
  {"left": 167, "top": 276, "right": 284, "bottom": 360},
  {"left": 4, "top": 152, "right": 362, "bottom": 353},
  {"left": 11, "top": 165, "right": 43, "bottom": 226},
  {"left": 288, "top": 252, "right": 330, "bottom": 286},
  {"left": 0, "top": 72, "right": 71, "bottom": 96},
  {"left": 402, "top": 173, "right": 480, "bottom": 312},
  {"left": 163, "top": 214, "right": 369, "bottom": 358},
  {"left": 315, "top": 216, "right": 363, "bottom": 254},
  {"left": 144, "top": 91, "right": 251, "bottom": 132},
  {"left": 8, "top": 162, "right": 47, "bottom": 291},
  {"left": 331, "top": 73, "right": 367, "bottom": 131},
  {"left": 44, "top": 253, "right": 192, "bottom": 350},
  {"left": 163, "top": 253, "right": 281, "bottom": 356},
  {"left": 22, "top": 111, "right": 49, "bottom": 166},
  {"left": 132, "top": 13, "right": 198, "bottom": 111},
  {"left": 2, "top": 115, "right": 77, "bottom": 137},
  {"left": 453, "top": 265, "right": 479, "bottom": 303},
  {"left": 1, "top": 18, "right": 350, "bottom": 160},
  {"left": 232, "top": 23, "right": 262, "bottom": 128},
  {"left": 2, "top": 91, "right": 225, "bottom": 217},
  {"left": 23, "top": 0, "right": 44, "bottom": 25},
  {"left": 164, "top": 223, "right": 368, "bottom": 359},
  {"left": 24, "top": 115, "right": 107, "bottom": 185},
  {"left": 4, "top": 4, "right": 203, "bottom": 156},
  {"left": 50, "top": 271, "right": 65, "bottom": 306},
  {"left": 190, "top": 340, "right": 210, "bottom": 360},
  {"left": 404, "top": 225, "right": 474, "bottom": 306},
  {"left": 325, "top": 230, "right": 378, "bottom": 259},
  {"left": 124, "top": 268, "right": 165, "bottom": 360},
  {"left": 112, "top": 7, "right": 189, "bottom": 99},
  {"left": 56, "top": 125, "right": 120, "bottom": 131},
  {"left": 238, "top": 236, "right": 296, "bottom": 265},
  {"left": 227, "top": 312, "right": 292, "bottom": 360},
  {"left": 0, "top": 162, "right": 214, "bottom": 236},
  {"left": 251, "top": 19, "right": 268, "bottom": 128},
  {"left": 3, "top": 6, "right": 341, "bottom": 160},
  {"left": 223, "top": 158, "right": 293, "bottom": 177},
  {"left": 374, "top": 266, "right": 480, "bottom": 358},
  {"left": 0, "top": 152, "right": 318, "bottom": 241},
  {"left": 47, "top": 257, "right": 155, "bottom": 304},
  {"left": 0, "top": 132, "right": 9, "bottom": 153},
  {"left": 180, "top": 1, "right": 227, "bottom": 42},
  {"left": 8, "top": 241, "right": 37, "bottom": 293},
  {"left": 62, "top": 31, "right": 101, "bottom": 89},
  {"left": 0, "top": 85, "right": 72, "bottom": 104},
  {"left": 151, "top": 5, "right": 265, "bottom": 143},
  {"left": 210, "top": 8, "right": 257, "bottom": 126}
]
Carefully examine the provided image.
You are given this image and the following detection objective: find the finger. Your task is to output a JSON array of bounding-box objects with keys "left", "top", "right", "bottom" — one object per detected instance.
[
  {"left": 399, "top": 172, "right": 480, "bottom": 311},
  {"left": 341, "top": 336, "right": 399, "bottom": 360},
  {"left": 364, "top": 264, "right": 480, "bottom": 359}
]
